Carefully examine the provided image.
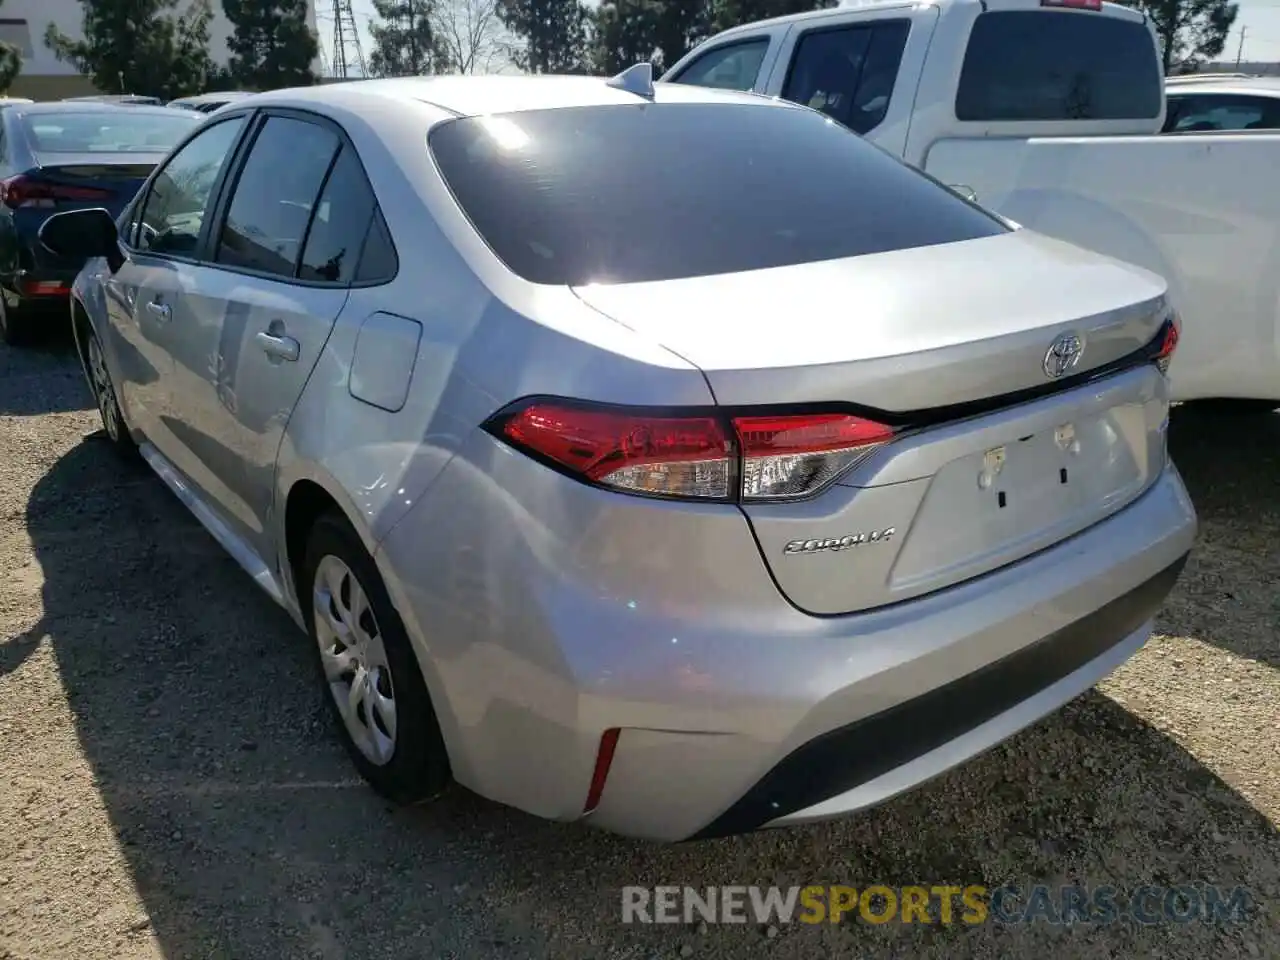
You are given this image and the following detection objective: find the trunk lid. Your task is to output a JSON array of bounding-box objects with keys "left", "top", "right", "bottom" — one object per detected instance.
[
  {"left": 572, "top": 230, "right": 1174, "bottom": 614},
  {"left": 32, "top": 153, "right": 166, "bottom": 216}
]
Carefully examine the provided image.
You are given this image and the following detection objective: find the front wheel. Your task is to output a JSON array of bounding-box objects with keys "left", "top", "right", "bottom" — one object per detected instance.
[
  {"left": 0, "top": 296, "right": 31, "bottom": 346},
  {"left": 302, "top": 512, "right": 452, "bottom": 804}
]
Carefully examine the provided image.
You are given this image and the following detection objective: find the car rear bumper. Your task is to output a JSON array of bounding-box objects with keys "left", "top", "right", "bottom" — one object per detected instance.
[{"left": 376, "top": 437, "right": 1196, "bottom": 842}]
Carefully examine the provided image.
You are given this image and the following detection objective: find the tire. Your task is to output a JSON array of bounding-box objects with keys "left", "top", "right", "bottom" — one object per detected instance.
[
  {"left": 302, "top": 511, "right": 452, "bottom": 804},
  {"left": 83, "top": 326, "right": 138, "bottom": 459},
  {"left": 0, "top": 296, "right": 31, "bottom": 347},
  {"left": 1192, "top": 398, "right": 1278, "bottom": 417}
]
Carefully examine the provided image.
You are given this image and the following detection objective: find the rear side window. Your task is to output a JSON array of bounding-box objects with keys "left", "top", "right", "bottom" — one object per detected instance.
[
  {"left": 355, "top": 209, "right": 398, "bottom": 283},
  {"left": 956, "top": 11, "right": 1162, "bottom": 121},
  {"left": 216, "top": 116, "right": 340, "bottom": 278},
  {"left": 298, "top": 146, "right": 376, "bottom": 283},
  {"left": 429, "top": 103, "right": 1008, "bottom": 286},
  {"left": 1162, "top": 94, "right": 1280, "bottom": 132},
  {"left": 672, "top": 40, "right": 769, "bottom": 91},
  {"left": 782, "top": 21, "right": 909, "bottom": 135}
]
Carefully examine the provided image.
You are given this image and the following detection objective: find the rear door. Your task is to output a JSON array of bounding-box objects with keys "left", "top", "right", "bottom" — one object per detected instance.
[{"left": 158, "top": 110, "right": 364, "bottom": 559}]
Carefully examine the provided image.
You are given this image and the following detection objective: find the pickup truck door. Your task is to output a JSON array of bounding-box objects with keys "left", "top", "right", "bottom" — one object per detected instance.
[
  {"left": 662, "top": 24, "right": 795, "bottom": 94},
  {"left": 757, "top": 5, "right": 938, "bottom": 158}
]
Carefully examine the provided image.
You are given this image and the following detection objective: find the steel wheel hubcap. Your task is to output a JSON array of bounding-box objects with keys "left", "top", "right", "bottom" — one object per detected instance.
[
  {"left": 87, "top": 337, "right": 119, "bottom": 441},
  {"left": 313, "top": 555, "right": 397, "bottom": 766}
]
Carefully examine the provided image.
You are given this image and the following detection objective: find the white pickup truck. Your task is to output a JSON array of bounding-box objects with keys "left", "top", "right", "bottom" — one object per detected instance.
[{"left": 662, "top": 0, "right": 1280, "bottom": 410}]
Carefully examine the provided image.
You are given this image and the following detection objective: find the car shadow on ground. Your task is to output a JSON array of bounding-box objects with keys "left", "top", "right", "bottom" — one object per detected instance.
[
  {"left": 1165, "top": 405, "right": 1280, "bottom": 669},
  {"left": 8, "top": 402, "right": 1278, "bottom": 958},
  {"left": 0, "top": 331, "right": 92, "bottom": 417}
]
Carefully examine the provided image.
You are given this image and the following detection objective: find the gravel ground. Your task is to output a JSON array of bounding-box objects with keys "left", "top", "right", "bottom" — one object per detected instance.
[{"left": 0, "top": 332, "right": 1277, "bottom": 960}]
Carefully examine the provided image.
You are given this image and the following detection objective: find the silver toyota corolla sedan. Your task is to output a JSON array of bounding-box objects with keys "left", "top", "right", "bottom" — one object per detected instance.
[{"left": 40, "top": 67, "right": 1197, "bottom": 842}]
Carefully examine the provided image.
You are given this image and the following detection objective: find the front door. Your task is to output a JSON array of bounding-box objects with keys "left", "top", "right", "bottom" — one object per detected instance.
[{"left": 104, "top": 114, "right": 249, "bottom": 451}]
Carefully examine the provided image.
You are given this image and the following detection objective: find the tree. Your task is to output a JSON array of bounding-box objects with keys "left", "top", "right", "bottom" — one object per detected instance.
[
  {"left": 46, "top": 0, "right": 216, "bottom": 98},
  {"left": 709, "top": 0, "right": 830, "bottom": 33},
  {"left": 369, "top": 0, "right": 449, "bottom": 77},
  {"left": 498, "top": 0, "right": 591, "bottom": 74},
  {"left": 1117, "top": 0, "right": 1238, "bottom": 72},
  {"left": 223, "top": 0, "right": 319, "bottom": 90},
  {"left": 586, "top": 0, "right": 710, "bottom": 74},
  {"left": 0, "top": 0, "right": 20, "bottom": 94},
  {"left": 432, "top": 0, "right": 507, "bottom": 73}
]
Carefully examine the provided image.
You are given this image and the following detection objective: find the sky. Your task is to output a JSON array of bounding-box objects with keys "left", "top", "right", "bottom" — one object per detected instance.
[{"left": 313, "top": 0, "right": 1280, "bottom": 74}]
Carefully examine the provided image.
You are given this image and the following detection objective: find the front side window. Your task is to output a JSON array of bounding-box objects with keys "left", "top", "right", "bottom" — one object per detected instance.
[
  {"left": 136, "top": 116, "right": 247, "bottom": 257},
  {"left": 782, "top": 21, "right": 910, "bottom": 135},
  {"left": 1163, "top": 94, "right": 1280, "bottom": 132},
  {"left": 215, "top": 116, "right": 340, "bottom": 279},
  {"left": 672, "top": 40, "right": 769, "bottom": 91},
  {"left": 956, "top": 11, "right": 1162, "bottom": 122},
  {"left": 429, "top": 103, "right": 1008, "bottom": 286}
]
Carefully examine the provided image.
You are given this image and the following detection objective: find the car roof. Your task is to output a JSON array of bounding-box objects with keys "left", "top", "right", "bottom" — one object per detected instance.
[
  {"left": 171, "top": 91, "right": 255, "bottom": 104},
  {"left": 229, "top": 73, "right": 788, "bottom": 120},
  {"left": 14, "top": 101, "right": 193, "bottom": 118},
  {"left": 1166, "top": 77, "right": 1280, "bottom": 97}
]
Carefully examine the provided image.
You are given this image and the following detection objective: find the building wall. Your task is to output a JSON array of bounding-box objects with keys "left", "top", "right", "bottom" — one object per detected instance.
[{"left": 0, "top": 0, "right": 322, "bottom": 99}]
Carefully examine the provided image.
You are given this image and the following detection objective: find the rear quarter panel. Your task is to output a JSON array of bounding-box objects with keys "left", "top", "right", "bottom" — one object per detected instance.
[{"left": 922, "top": 134, "right": 1280, "bottom": 402}]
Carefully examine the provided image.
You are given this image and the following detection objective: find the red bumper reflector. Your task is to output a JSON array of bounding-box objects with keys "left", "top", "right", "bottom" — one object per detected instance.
[
  {"left": 583, "top": 727, "right": 621, "bottom": 814},
  {"left": 22, "top": 280, "right": 70, "bottom": 296}
]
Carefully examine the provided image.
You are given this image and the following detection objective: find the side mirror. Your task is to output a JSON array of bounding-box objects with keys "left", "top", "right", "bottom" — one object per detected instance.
[{"left": 38, "top": 207, "right": 125, "bottom": 273}]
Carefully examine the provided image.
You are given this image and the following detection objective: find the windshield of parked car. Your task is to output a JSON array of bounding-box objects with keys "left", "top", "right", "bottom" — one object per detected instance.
[
  {"left": 428, "top": 102, "right": 1010, "bottom": 286},
  {"left": 21, "top": 110, "right": 199, "bottom": 154}
]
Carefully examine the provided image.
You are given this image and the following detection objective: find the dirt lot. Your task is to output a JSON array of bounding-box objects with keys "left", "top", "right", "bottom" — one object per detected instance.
[{"left": 0, "top": 333, "right": 1277, "bottom": 960}]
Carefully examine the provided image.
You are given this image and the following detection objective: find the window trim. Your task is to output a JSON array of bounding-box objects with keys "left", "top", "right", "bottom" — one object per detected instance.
[
  {"left": 665, "top": 37, "right": 772, "bottom": 90},
  {"left": 780, "top": 18, "right": 911, "bottom": 137},
  {"left": 120, "top": 109, "right": 258, "bottom": 265},
  {"left": 200, "top": 106, "right": 399, "bottom": 290}
]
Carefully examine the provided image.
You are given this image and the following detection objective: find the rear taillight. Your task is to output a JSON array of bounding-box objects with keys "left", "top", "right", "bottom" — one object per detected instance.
[
  {"left": 1152, "top": 314, "right": 1180, "bottom": 375},
  {"left": 0, "top": 174, "right": 111, "bottom": 210},
  {"left": 490, "top": 401, "right": 895, "bottom": 502}
]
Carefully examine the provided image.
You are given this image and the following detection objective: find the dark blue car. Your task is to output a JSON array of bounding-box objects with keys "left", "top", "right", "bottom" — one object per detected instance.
[{"left": 0, "top": 102, "right": 200, "bottom": 344}]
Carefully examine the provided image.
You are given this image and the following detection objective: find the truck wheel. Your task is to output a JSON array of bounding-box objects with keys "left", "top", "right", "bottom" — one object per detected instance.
[{"left": 302, "top": 511, "right": 452, "bottom": 804}]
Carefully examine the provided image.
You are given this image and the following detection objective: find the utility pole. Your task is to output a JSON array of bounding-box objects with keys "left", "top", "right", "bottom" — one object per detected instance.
[{"left": 1236, "top": 25, "right": 1247, "bottom": 69}]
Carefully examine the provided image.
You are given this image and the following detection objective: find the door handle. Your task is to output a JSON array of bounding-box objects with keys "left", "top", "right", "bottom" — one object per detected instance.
[
  {"left": 145, "top": 300, "right": 171, "bottom": 322},
  {"left": 255, "top": 330, "right": 300, "bottom": 362}
]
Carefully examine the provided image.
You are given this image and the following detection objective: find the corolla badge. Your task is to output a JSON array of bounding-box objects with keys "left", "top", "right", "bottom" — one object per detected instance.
[
  {"left": 784, "top": 528, "right": 896, "bottom": 555},
  {"left": 1043, "top": 332, "right": 1085, "bottom": 380}
]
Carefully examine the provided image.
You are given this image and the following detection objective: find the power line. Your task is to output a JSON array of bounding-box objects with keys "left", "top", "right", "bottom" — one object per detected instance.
[{"left": 330, "top": 0, "right": 369, "bottom": 78}]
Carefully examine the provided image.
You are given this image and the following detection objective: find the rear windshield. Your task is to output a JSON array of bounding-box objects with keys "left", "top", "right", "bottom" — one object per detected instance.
[
  {"left": 21, "top": 110, "right": 199, "bottom": 154},
  {"left": 428, "top": 103, "right": 1009, "bottom": 286},
  {"left": 956, "top": 11, "right": 1162, "bottom": 122}
]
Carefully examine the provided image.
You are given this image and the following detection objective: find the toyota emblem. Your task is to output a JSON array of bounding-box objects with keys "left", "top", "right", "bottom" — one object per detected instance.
[{"left": 1043, "top": 332, "right": 1085, "bottom": 380}]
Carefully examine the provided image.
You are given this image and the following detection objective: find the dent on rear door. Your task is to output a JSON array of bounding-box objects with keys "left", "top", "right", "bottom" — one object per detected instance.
[{"left": 161, "top": 264, "right": 348, "bottom": 558}]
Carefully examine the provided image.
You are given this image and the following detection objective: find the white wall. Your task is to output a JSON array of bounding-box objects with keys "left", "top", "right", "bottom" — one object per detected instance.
[{"left": 0, "top": 0, "right": 321, "bottom": 78}]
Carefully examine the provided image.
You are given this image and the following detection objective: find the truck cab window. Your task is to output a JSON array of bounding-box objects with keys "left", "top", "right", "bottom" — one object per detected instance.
[
  {"left": 956, "top": 11, "right": 1161, "bottom": 122},
  {"left": 671, "top": 39, "right": 769, "bottom": 91},
  {"left": 782, "top": 21, "right": 910, "bottom": 136}
]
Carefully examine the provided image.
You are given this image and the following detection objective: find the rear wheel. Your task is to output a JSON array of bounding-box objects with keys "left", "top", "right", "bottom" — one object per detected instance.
[
  {"left": 1193, "top": 398, "right": 1278, "bottom": 416},
  {"left": 302, "top": 512, "right": 452, "bottom": 804},
  {"left": 0, "top": 296, "right": 31, "bottom": 346},
  {"left": 85, "top": 328, "right": 138, "bottom": 458}
]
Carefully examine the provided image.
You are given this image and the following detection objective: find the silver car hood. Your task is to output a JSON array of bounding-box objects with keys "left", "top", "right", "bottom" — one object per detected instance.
[{"left": 570, "top": 230, "right": 1169, "bottom": 411}]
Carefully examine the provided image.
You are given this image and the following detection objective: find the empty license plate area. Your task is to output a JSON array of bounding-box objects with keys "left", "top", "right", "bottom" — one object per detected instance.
[{"left": 888, "top": 403, "right": 1154, "bottom": 594}]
